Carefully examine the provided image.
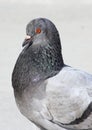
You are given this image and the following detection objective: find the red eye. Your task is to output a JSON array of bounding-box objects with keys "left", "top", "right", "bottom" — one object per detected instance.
[{"left": 35, "top": 28, "right": 41, "bottom": 34}]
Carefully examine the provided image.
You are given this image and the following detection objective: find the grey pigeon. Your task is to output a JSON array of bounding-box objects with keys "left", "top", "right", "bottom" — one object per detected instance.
[{"left": 12, "top": 18, "right": 92, "bottom": 130}]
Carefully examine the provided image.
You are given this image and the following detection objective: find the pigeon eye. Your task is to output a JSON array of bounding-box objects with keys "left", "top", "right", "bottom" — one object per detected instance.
[{"left": 35, "top": 28, "right": 41, "bottom": 34}]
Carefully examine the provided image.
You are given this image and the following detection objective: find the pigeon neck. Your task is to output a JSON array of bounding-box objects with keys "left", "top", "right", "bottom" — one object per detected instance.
[
  {"left": 27, "top": 43, "right": 64, "bottom": 83},
  {"left": 12, "top": 41, "right": 64, "bottom": 92}
]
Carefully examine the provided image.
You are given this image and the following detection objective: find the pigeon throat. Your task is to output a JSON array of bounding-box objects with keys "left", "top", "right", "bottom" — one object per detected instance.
[
  {"left": 12, "top": 41, "right": 64, "bottom": 91},
  {"left": 27, "top": 44, "right": 64, "bottom": 82}
]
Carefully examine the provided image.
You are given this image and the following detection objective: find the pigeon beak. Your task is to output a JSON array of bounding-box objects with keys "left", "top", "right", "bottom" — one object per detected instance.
[
  {"left": 22, "top": 35, "right": 33, "bottom": 47},
  {"left": 25, "top": 35, "right": 31, "bottom": 40}
]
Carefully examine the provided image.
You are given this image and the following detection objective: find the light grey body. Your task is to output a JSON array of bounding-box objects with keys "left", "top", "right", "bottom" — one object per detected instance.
[{"left": 14, "top": 66, "right": 92, "bottom": 130}]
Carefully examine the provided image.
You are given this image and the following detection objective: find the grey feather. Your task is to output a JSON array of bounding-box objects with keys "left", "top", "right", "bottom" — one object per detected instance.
[{"left": 12, "top": 18, "right": 92, "bottom": 130}]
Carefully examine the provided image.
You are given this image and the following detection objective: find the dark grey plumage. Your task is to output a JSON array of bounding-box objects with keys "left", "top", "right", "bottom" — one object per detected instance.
[{"left": 12, "top": 18, "right": 64, "bottom": 92}]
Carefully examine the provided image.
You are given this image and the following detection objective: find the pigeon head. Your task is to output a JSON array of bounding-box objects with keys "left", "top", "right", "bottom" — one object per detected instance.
[
  {"left": 22, "top": 18, "right": 64, "bottom": 76},
  {"left": 22, "top": 18, "right": 61, "bottom": 51}
]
